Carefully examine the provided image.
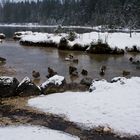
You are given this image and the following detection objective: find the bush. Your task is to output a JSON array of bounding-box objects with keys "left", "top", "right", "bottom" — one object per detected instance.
[
  {"left": 58, "top": 37, "right": 70, "bottom": 50},
  {"left": 54, "top": 25, "right": 63, "bottom": 34},
  {"left": 67, "top": 31, "right": 77, "bottom": 41},
  {"left": 87, "top": 41, "right": 112, "bottom": 54}
]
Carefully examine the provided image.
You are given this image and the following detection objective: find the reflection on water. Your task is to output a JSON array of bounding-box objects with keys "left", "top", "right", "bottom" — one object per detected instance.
[{"left": 0, "top": 40, "right": 140, "bottom": 85}]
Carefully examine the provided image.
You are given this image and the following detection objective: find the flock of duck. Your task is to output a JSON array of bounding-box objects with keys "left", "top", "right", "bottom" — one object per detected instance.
[{"left": 31, "top": 54, "right": 140, "bottom": 80}]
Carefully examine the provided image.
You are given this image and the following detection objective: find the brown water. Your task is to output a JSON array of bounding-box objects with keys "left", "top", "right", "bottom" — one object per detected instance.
[{"left": 0, "top": 40, "right": 140, "bottom": 85}]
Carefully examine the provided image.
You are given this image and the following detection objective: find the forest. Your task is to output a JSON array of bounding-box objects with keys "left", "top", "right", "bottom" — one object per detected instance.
[{"left": 0, "top": 0, "right": 140, "bottom": 28}]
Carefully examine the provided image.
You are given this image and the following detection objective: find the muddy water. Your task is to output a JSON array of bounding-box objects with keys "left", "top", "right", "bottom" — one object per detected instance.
[{"left": 0, "top": 40, "right": 140, "bottom": 85}]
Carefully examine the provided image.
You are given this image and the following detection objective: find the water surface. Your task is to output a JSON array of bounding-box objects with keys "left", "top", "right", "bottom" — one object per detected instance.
[{"left": 0, "top": 40, "right": 140, "bottom": 84}]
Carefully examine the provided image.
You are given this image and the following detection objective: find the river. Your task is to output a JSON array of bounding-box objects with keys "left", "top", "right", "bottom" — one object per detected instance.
[{"left": 0, "top": 27, "right": 140, "bottom": 85}]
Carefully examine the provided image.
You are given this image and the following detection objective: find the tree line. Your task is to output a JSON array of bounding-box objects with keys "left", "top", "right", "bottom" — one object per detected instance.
[{"left": 0, "top": 0, "right": 140, "bottom": 28}]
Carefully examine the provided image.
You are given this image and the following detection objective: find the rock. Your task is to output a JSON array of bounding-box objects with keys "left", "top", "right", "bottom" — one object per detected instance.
[
  {"left": 103, "top": 127, "right": 112, "bottom": 133},
  {"left": 32, "top": 70, "right": 40, "bottom": 79},
  {"left": 46, "top": 67, "right": 57, "bottom": 78},
  {"left": 89, "top": 79, "right": 100, "bottom": 92},
  {"left": 81, "top": 69, "right": 88, "bottom": 76},
  {"left": 132, "top": 60, "right": 140, "bottom": 65},
  {"left": 40, "top": 75, "right": 66, "bottom": 94},
  {"left": 111, "top": 77, "right": 126, "bottom": 83},
  {"left": 0, "top": 76, "right": 19, "bottom": 98},
  {"left": 0, "top": 33, "right": 6, "bottom": 39},
  {"left": 65, "top": 82, "right": 89, "bottom": 91},
  {"left": 16, "top": 77, "right": 41, "bottom": 97},
  {"left": 0, "top": 57, "right": 6, "bottom": 63},
  {"left": 80, "top": 77, "right": 93, "bottom": 86}
]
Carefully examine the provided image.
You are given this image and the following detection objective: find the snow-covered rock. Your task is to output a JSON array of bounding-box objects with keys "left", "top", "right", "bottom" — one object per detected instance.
[
  {"left": 16, "top": 77, "right": 41, "bottom": 97},
  {"left": 0, "top": 126, "right": 79, "bottom": 140},
  {"left": 40, "top": 75, "right": 66, "bottom": 94},
  {"left": 0, "top": 76, "right": 19, "bottom": 98},
  {"left": 29, "top": 77, "right": 140, "bottom": 138},
  {"left": 0, "top": 33, "right": 6, "bottom": 39},
  {"left": 13, "top": 31, "right": 32, "bottom": 40}
]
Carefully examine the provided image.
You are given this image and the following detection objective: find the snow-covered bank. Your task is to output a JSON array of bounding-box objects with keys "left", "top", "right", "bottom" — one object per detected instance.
[
  {"left": 28, "top": 77, "right": 140, "bottom": 138},
  {"left": 19, "top": 31, "right": 140, "bottom": 53},
  {"left": 0, "top": 125, "right": 79, "bottom": 140}
]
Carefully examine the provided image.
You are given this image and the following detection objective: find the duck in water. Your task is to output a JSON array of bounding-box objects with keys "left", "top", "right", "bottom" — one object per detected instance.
[
  {"left": 32, "top": 70, "right": 40, "bottom": 79},
  {"left": 99, "top": 66, "right": 106, "bottom": 76}
]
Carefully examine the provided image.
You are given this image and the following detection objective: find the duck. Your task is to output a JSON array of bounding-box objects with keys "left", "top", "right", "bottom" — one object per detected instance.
[
  {"left": 99, "top": 66, "right": 106, "bottom": 76},
  {"left": 32, "top": 70, "right": 40, "bottom": 79},
  {"left": 46, "top": 67, "right": 57, "bottom": 78},
  {"left": 129, "top": 57, "right": 133, "bottom": 62},
  {"left": 65, "top": 54, "right": 79, "bottom": 63},
  {"left": 65, "top": 54, "right": 74, "bottom": 61},
  {"left": 81, "top": 69, "right": 88, "bottom": 76},
  {"left": 122, "top": 70, "right": 130, "bottom": 76}
]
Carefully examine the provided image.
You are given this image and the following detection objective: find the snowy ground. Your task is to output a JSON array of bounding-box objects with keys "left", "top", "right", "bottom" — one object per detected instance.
[
  {"left": 19, "top": 31, "right": 140, "bottom": 51},
  {"left": 28, "top": 77, "right": 140, "bottom": 138},
  {"left": 0, "top": 125, "right": 79, "bottom": 140}
]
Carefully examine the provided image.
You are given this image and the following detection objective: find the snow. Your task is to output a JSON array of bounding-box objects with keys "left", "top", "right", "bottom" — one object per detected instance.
[
  {"left": 40, "top": 75, "right": 65, "bottom": 89},
  {"left": 20, "top": 31, "right": 140, "bottom": 51},
  {"left": 0, "top": 76, "right": 14, "bottom": 85},
  {"left": 18, "top": 77, "right": 31, "bottom": 87},
  {"left": 0, "top": 33, "right": 5, "bottom": 36},
  {"left": 28, "top": 77, "right": 140, "bottom": 138},
  {"left": 14, "top": 31, "right": 33, "bottom": 39},
  {"left": 0, "top": 125, "right": 79, "bottom": 140},
  {"left": 20, "top": 32, "right": 67, "bottom": 44}
]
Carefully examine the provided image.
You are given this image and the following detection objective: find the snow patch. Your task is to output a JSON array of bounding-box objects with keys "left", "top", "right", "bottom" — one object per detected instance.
[
  {"left": 29, "top": 77, "right": 140, "bottom": 137},
  {"left": 0, "top": 125, "right": 79, "bottom": 140},
  {"left": 40, "top": 75, "right": 65, "bottom": 89},
  {"left": 0, "top": 76, "right": 14, "bottom": 85}
]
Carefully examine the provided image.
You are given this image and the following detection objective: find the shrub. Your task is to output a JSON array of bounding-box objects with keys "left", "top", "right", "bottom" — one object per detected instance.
[
  {"left": 67, "top": 31, "right": 77, "bottom": 41},
  {"left": 54, "top": 25, "right": 63, "bottom": 34},
  {"left": 58, "top": 37, "right": 70, "bottom": 50},
  {"left": 87, "top": 41, "right": 112, "bottom": 54}
]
